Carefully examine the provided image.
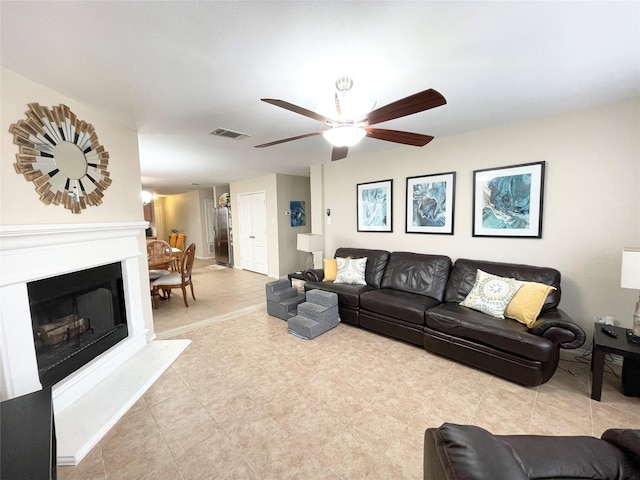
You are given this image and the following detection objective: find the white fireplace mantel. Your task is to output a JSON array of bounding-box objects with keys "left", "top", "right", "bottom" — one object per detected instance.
[
  {"left": 0, "top": 221, "right": 150, "bottom": 401},
  {"left": 0, "top": 221, "right": 190, "bottom": 464}
]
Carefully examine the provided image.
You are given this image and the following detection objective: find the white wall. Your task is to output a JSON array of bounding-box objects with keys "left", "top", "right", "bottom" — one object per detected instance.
[{"left": 318, "top": 97, "right": 640, "bottom": 335}]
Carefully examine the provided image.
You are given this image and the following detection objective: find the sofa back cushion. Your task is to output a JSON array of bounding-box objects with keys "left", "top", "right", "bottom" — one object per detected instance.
[
  {"left": 334, "top": 248, "right": 390, "bottom": 289},
  {"left": 380, "top": 252, "right": 452, "bottom": 302},
  {"left": 445, "top": 258, "right": 561, "bottom": 309}
]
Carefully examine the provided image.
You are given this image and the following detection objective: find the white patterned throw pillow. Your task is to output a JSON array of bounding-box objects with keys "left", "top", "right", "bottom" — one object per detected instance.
[
  {"left": 334, "top": 257, "right": 367, "bottom": 285},
  {"left": 460, "top": 269, "right": 523, "bottom": 318}
]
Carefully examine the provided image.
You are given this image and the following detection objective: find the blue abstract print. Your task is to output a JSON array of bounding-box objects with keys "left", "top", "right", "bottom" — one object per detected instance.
[
  {"left": 412, "top": 181, "right": 447, "bottom": 227},
  {"left": 361, "top": 188, "right": 387, "bottom": 227},
  {"left": 290, "top": 201, "right": 306, "bottom": 227},
  {"left": 482, "top": 173, "right": 531, "bottom": 229}
]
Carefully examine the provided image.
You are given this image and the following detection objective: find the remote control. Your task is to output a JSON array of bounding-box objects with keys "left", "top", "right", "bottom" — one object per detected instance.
[{"left": 601, "top": 327, "right": 618, "bottom": 338}]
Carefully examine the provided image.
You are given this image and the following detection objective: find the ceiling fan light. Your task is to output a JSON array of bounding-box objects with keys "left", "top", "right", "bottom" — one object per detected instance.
[{"left": 323, "top": 126, "right": 366, "bottom": 147}]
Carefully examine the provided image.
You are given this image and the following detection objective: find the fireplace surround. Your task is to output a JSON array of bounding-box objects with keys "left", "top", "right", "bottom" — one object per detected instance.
[{"left": 0, "top": 221, "right": 190, "bottom": 465}]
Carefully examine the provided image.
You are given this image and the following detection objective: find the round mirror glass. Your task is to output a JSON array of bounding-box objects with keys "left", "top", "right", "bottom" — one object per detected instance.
[{"left": 53, "top": 141, "right": 87, "bottom": 180}]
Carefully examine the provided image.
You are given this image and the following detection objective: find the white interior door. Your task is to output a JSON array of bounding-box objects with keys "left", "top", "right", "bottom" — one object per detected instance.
[
  {"left": 237, "top": 192, "right": 268, "bottom": 274},
  {"left": 251, "top": 193, "right": 268, "bottom": 274}
]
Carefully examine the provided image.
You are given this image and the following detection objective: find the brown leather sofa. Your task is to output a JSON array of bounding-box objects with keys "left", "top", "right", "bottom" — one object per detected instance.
[
  {"left": 424, "top": 423, "right": 640, "bottom": 480},
  {"left": 425, "top": 258, "right": 585, "bottom": 386},
  {"left": 303, "top": 248, "right": 586, "bottom": 386},
  {"left": 359, "top": 251, "right": 452, "bottom": 346}
]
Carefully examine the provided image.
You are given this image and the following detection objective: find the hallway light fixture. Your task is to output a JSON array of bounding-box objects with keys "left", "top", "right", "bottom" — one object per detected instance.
[{"left": 141, "top": 191, "right": 153, "bottom": 205}]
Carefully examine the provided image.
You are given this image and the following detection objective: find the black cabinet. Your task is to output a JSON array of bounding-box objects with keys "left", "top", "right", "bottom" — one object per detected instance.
[{"left": 1, "top": 387, "right": 56, "bottom": 479}]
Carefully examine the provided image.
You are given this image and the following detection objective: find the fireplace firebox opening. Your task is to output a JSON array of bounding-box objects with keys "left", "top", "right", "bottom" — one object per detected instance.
[{"left": 27, "top": 262, "right": 129, "bottom": 388}]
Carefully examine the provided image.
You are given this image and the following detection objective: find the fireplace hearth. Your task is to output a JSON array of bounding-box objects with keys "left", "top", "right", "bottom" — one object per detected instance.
[{"left": 29, "top": 262, "right": 129, "bottom": 388}]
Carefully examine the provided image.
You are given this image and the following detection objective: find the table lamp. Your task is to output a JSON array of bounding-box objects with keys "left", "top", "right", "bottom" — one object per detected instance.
[
  {"left": 621, "top": 246, "right": 640, "bottom": 340},
  {"left": 297, "top": 234, "right": 324, "bottom": 270}
]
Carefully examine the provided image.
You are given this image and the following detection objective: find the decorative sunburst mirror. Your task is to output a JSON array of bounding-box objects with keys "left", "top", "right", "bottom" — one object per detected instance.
[{"left": 10, "top": 103, "right": 112, "bottom": 214}]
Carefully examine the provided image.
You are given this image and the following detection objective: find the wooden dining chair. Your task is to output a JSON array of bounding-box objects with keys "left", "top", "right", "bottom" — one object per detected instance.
[
  {"left": 169, "top": 232, "right": 178, "bottom": 248},
  {"left": 170, "top": 234, "right": 186, "bottom": 271},
  {"left": 147, "top": 240, "right": 172, "bottom": 279},
  {"left": 151, "top": 243, "right": 196, "bottom": 308},
  {"left": 147, "top": 239, "right": 171, "bottom": 258}
]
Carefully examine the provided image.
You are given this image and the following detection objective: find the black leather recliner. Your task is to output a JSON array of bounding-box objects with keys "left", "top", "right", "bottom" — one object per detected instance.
[{"left": 424, "top": 423, "right": 640, "bottom": 480}]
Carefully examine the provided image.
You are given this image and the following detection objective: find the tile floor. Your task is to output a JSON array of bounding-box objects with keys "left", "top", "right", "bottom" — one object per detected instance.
[{"left": 58, "top": 261, "right": 640, "bottom": 479}]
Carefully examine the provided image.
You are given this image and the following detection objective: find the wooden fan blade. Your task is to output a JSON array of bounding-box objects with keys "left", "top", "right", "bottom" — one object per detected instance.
[
  {"left": 364, "top": 89, "right": 446, "bottom": 126},
  {"left": 365, "top": 128, "right": 434, "bottom": 146},
  {"left": 261, "top": 99, "right": 333, "bottom": 124},
  {"left": 255, "top": 131, "right": 323, "bottom": 148},
  {"left": 331, "top": 146, "right": 348, "bottom": 161}
]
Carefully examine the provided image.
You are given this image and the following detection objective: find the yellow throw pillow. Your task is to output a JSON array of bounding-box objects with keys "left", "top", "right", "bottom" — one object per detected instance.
[
  {"left": 323, "top": 258, "right": 337, "bottom": 282},
  {"left": 505, "top": 282, "right": 557, "bottom": 328}
]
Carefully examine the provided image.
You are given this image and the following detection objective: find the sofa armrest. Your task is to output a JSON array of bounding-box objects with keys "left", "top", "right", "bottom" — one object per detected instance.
[
  {"left": 601, "top": 429, "right": 640, "bottom": 468},
  {"left": 304, "top": 268, "right": 324, "bottom": 282},
  {"left": 424, "top": 424, "right": 528, "bottom": 480},
  {"left": 529, "top": 308, "right": 586, "bottom": 349}
]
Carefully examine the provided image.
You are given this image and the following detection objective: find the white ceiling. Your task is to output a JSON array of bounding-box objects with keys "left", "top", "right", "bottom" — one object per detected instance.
[{"left": 2, "top": 1, "right": 639, "bottom": 195}]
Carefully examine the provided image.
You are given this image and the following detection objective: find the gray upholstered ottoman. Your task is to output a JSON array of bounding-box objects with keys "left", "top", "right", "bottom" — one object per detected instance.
[{"left": 288, "top": 289, "right": 339, "bottom": 339}]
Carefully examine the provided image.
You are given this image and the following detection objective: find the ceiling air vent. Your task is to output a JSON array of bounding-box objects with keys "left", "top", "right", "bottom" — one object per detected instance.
[{"left": 210, "top": 128, "right": 251, "bottom": 140}]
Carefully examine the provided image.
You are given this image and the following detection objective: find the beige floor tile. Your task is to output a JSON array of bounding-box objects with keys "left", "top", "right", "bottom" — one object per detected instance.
[
  {"left": 160, "top": 408, "right": 220, "bottom": 457},
  {"left": 173, "top": 428, "right": 244, "bottom": 480},
  {"left": 58, "top": 263, "right": 640, "bottom": 478}
]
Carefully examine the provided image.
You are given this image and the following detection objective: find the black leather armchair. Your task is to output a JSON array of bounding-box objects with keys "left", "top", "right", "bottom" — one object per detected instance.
[{"left": 424, "top": 423, "right": 640, "bottom": 480}]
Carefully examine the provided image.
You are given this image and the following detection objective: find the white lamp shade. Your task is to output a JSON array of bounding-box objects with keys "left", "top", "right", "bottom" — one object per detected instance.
[
  {"left": 297, "top": 233, "right": 324, "bottom": 253},
  {"left": 621, "top": 247, "right": 640, "bottom": 289}
]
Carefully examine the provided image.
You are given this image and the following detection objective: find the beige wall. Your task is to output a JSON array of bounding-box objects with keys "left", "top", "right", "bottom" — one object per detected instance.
[
  {"left": 318, "top": 97, "right": 640, "bottom": 335},
  {"left": 0, "top": 67, "right": 155, "bottom": 338},
  {"left": 276, "top": 174, "right": 312, "bottom": 274},
  {"left": 160, "top": 189, "right": 214, "bottom": 258},
  {"left": 230, "top": 174, "right": 311, "bottom": 277},
  {"left": 1, "top": 68, "right": 143, "bottom": 225}
]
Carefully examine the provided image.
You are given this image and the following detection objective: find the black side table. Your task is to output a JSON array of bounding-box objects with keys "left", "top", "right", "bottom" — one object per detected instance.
[
  {"left": 287, "top": 271, "right": 307, "bottom": 282},
  {"left": 591, "top": 323, "right": 640, "bottom": 401}
]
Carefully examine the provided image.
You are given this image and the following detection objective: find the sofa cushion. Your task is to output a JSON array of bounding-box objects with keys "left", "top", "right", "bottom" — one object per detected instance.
[
  {"left": 505, "top": 282, "right": 557, "bottom": 327},
  {"left": 445, "top": 258, "right": 561, "bottom": 309},
  {"left": 334, "top": 257, "right": 367, "bottom": 285},
  {"left": 380, "top": 252, "right": 452, "bottom": 302},
  {"left": 304, "top": 280, "right": 373, "bottom": 308},
  {"left": 323, "top": 258, "right": 337, "bottom": 281},
  {"left": 360, "top": 288, "right": 441, "bottom": 325},
  {"left": 426, "top": 303, "right": 555, "bottom": 362},
  {"left": 334, "top": 248, "right": 390, "bottom": 288},
  {"left": 460, "top": 269, "right": 523, "bottom": 318},
  {"left": 502, "top": 433, "right": 639, "bottom": 480}
]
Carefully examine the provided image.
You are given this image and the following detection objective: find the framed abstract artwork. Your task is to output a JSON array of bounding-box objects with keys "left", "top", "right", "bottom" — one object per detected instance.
[
  {"left": 472, "top": 161, "right": 545, "bottom": 238},
  {"left": 406, "top": 171, "right": 456, "bottom": 234},
  {"left": 357, "top": 179, "right": 392, "bottom": 232},
  {"left": 290, "top": 201, "right": 306, "bottom": 227}
]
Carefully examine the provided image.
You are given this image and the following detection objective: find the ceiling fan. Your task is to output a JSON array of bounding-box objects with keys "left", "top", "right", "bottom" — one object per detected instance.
[{"left": 255, "top": 77, "right": 446, "bottom": 161}]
